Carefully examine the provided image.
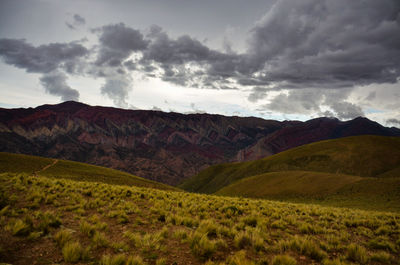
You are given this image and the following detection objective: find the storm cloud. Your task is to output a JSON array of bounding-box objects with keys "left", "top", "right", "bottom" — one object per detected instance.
[
  {"left": 0, "top": 0, "right": 399, "bottom": 121},
  {"left": 95, "top": 23, "right": 148, "bottom": 67},
  {"left": 40, "top": 71, "right": 80, "bottom": 101},
  {"left": 0, "top": 39, "right": 88, "bottom": 73},
  {"left": 387, "top": 118, "right": 400, "bottom": 127},
  {"left": 247, "top": 0, "right": 400, "bottom": 88}
]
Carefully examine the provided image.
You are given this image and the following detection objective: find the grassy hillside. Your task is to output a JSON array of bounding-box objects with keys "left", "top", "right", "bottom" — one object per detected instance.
[
  {"left": 180, "top": 135, "right": 400, "bottom": 194},
  {"left": 1, "top": 173, "right": 400, "bottom": 264},
  {"left": 216, "top": 171, "right": 400, "bottom": 212},
  {"left": 0, "top": 152, "right": 177, "bottom": 191},
  {"left": 217, "top": 171, "right": 363, "bottom": 197}
]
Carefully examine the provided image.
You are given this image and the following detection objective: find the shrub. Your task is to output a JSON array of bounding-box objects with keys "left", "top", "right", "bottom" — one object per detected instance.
[
  {"left": 191, "top": 233, "right": 217, "bottom": 260},
  {"left": 243, "top": 216, "right": 258, "bottom": 228},
  {"left": 300, "top": 239, "right": 327, "bottom": 261},
  {"left": 197, "top": 220, "right": 219, "bottom": 239},
  {"left": 226, "top": 250, "right": 255, "bottom": 265},
  {"left": 123, "top": 231, "right": 141, "bottom": 247},
  {"left": 368, "top": 237, "right": 396, "bottom": 252},
  {"left": 36, "top": 211, "right": 61, "bottom": 234},
  {"left": 234, "top": 231, "right": 252, "bottom": 249},
  {"left": 271, "top": 255, "right": 297, "bottom": 265},
  {"left": 80, "top": 221, "right": 96, "bottom": 237},
  {"left": 11, "top": 219, "right": 31, "bottom": 236},
  {"left": 126, "top": 255, "right": 146, "bottom": 265},
  {"left": 62, "top": 241, "right": 84, "bottom": 263},
  {"left": 252, "top": 232, "right": 265, "bottom": 252},
  {"left": 126, "top": 256, "right": 145, "bottom": 265},
  {"left": 370, "top": 251, "right": 392, "bottom": 263},
  {"left": 92, "top": 231, "right": 109, "bottom": 248},
  {"left": 100, "top": 254, "right": 126, "bottom": 265},
  {"left": 346, "top": 243, "right": 368, "bottom": 263},
  {"left": 156, "top": 258, "right": 167, "bottom": 265},
  {"left": 111, "top": 241, "right": 130, "bottom": 252},
  {"left": 321, "top": 258, "right": 346, "bottom": 265},
  {"left": 54, "top": 229, "right": 73, "bottom": 247},
  {"left": 299, "top": 223, "right": 317, "bottom": 234},
  {"left": 27, "top": 231, "right": 42, "bottom": 240},
  {"left": 173, "top": 229, "right": 188, "bottom": 240}
]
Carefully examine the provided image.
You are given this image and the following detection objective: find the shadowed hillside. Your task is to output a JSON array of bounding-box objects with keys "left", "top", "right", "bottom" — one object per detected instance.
[
  {"left": 216, "top": 171, "right": 400, "bottom": 212},
  {"left": 0, "top": 152, "right": 177, "bottom": 191},
  {"left": 180, "top": 135, "right": 400, "bottom": 194}
]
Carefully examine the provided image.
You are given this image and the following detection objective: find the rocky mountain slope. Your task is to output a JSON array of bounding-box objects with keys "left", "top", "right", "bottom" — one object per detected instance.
[{"left": 1, "top": 101, "right": 399, "bottom": 185}]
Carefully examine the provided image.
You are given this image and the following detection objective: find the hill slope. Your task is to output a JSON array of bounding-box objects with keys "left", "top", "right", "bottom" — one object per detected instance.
[
  {"left": 1, "top": 101, "right": 399, "bottom": 185},
  {"left": 216, "top": 171, "right": 400, "bottom": 212},
  {"left": 0, "top": 152, "right": 177, "bottom": 191},
  {"left": 1, "top": 173, "right": 400, "bottom": 264},
  {"left": 180, "top": 135, "right": 400, "bottom": 193}
]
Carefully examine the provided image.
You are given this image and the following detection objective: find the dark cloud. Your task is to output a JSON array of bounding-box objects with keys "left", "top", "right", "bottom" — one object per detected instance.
[
  {"left": 66, "top": 14, "right": 86, "bottom": 30},
  {"left": 143, "top": 29, "right": 212, "bottom": 65},
  {"left": 0, "top": 38, "right": 88, "bottom": 73},
  {"left": 1, "top": 0, "right": 399, "bottom": 117},
  {"left": 247, "top": 0, "right": 400, "bottom": 88},
  {"left": 40, "top": 71, "right": 79, "bottom": 101},
  {"left": 95, "top": 23, "right": 148, "bottom": 67},
  {"left": 74, "top": 14, "right": 86, "bottom": 25},
  {"left": 387, "top": 118, "right": 400, "bottom": 127},
  {"left": 141, "top": 26, "right": 247, "bottom": 87}
]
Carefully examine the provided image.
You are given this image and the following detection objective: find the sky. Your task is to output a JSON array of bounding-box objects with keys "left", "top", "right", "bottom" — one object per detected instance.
[{"left": 0, "top": 0, "right": 399, "bottom": 127}]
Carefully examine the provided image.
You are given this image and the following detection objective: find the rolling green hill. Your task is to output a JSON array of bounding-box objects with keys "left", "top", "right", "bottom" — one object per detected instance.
[
  {"left": 217, "top": 171, "right": 363, "bottom": 197},
  {"left": 180, "top": 135, "right": 400, "bottom": 194},
  {"left": 216, "top": 171, "right": 400, "bottom": 212},
  {"left": 0, "top": 152, "right": 178, "bottom": 191}
]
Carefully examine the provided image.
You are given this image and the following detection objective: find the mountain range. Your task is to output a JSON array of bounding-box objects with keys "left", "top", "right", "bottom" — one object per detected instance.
[{"left": 1, "top": 101, "right": 399, "bottom": 185}]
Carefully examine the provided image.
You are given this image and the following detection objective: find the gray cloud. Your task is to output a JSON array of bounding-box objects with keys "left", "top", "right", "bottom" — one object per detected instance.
[
  {"left": 248, "top": 87, "right": 270, "bottom": 102},
  {"left": 387, "top": 118, "right": 400, "bottom": 126},
  {"left": 329, "top": 102, "right": 364, "bottom": 120},
  {"left": 264, "top": 88, "right": 364, "bottom": 120},
  {"left": 365, "top": 91, "right": 377, "bottom": 101},
  {"left": 143, "top": 28, "right": 212, "bottom": 65},
  {"left": 0, "top": 38, "right": 88, "bottom": 73},
  {"left": 40, "top": 71, "right": 80, "bottom": 101},
  {"left": 1, "top": 0, "right": 399, "bottom": 118},
  {"left": 266, "top": 89, "right": 323, "bottom": 114},
  {"left": 66, "top": 14, "right": 86, "bottom": 30},
  {"left": 100, "top": 75, "right": 132, "bottom": 107},
  {"left": 95, "top": 23, "right": 148, "bottom": 67},
  {"left": 74, "top": 14, "right": 86, "bottom": 25},
  {"left": 248, "top": 0, "right": 400, "bottom": 88}
]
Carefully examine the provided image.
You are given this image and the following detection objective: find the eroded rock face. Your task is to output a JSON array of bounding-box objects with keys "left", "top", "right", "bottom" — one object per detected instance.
[
  {"left": 0, "top": 101, "right": 285, "bottom": 185},
  {"left": 1, "top": 101, "right": 399, "bottom": 185}
]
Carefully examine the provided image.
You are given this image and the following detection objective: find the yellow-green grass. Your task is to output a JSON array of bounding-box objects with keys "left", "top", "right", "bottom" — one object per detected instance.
[
  {"left": 180, "top": 135, "right": 400, "bottom": 194},
  {"left": 216, "top": 171, "right": 400, "bottom": 212},
  {"left": 0, "top": 152, "right": 53, "bottom": 174},
  {"left": 217, "top": 171, "right": 363, "bottom": 197},
  {"left": 1, "top": 173, "right": 400, "bottom": 264},
  {"left": 0, "top": 152, "right": 177, "bottom": 191}
]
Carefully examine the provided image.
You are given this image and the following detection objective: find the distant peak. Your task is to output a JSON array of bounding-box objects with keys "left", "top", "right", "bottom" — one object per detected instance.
[
  {"left": 36, "top": 101, "right": 89, "bottom": 113},
  {"left": 58, "top": 101, "right": 89, "bottom": 107}
]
